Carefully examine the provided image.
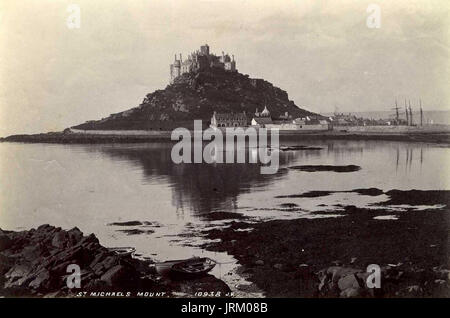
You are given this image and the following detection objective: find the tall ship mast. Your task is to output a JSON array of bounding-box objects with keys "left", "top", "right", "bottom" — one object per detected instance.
[
  {"left": 405, "top": 99, "right": 409, "bottom": 126},
  {"left": 420, "top": 99, "right": 423, "bottom": 126},
  {"left": 408, "top": 100, "right": 413, "bottom": 126}
]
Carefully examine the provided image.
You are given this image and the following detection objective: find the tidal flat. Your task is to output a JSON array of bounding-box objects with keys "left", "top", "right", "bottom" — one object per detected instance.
[{"left": 202, "top": 189, "right": 450, "bottom": 297}]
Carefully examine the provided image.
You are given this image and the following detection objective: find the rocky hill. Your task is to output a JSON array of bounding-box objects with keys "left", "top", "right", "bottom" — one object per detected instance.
[{"left": 73, "top": 68, "right": 318, "bottom": 131}]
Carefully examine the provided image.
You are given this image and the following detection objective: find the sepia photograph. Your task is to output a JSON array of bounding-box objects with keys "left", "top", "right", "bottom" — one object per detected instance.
[{"left": 0, "top": 0, "right": 449, "bottom": 311}]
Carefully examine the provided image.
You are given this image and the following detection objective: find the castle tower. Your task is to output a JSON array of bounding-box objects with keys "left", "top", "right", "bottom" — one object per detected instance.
[
  {"left": 170, "top": 55, "right": 181, "bottom": 83},
  {"left": 261, "top": 105, "right": 270, "bottom": 117},
  {"left": 200, "top": 44, "right": 210, "bottom": 55}
]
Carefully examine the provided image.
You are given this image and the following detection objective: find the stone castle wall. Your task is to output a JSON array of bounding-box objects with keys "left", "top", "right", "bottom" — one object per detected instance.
[{"left": 170, "top": 45, "right": 236, "bottom": 83}]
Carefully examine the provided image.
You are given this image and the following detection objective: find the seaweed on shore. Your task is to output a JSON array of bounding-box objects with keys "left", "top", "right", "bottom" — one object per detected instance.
[
  {"left": 276, "top": 191, "right": 333, "bottom": 198},
  {"left": 117, "top": 229, "right": 155, "bottom": 235},
  {"left": 280, "top": 145, "right": 323, "bottom": 151},
  {"left": 107, "top": 221, "right": 143, "bottom": 226},
  {"left": 275, "top": 188, "right": 383, "bottom": 199},
  {"left": 289, "top": 165, "right": 361, "bottom": 173},
  {"left": 203, "top": 189, "right": 450, "bottom": 297},
  {"left": 201, "top": 211, "right": 247, "bottom": 221},
  {"left": 382, "top": 190, "right": 450, "bottom": 206}
]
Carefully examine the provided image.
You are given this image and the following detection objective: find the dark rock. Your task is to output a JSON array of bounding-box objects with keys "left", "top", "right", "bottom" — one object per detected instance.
[
  {"left": 273, "top": 263, "right": 283, "bottom": 270},
  {"left": 97, "top": 255, "right": 119, "bottom": 272},
  {"left": 337, "top": 274, "right": 361, "bottom": 293},
  {"left": 289, "top": 165, "right": 361, "bottom": 173},
  {"left": 37, "top": 224, "right": 52, "bottom": 231},
  {"left": 52, "top": 231, "right": 69, "bottom": 249},
  {"left": 5, "top": 264, "right": 32, "bottom": 281},
  {"left": 351, "top": 188, "right": 384, "bottom": 196},
  {"left": 203, "top": 211, "right": 246, "bottom": 221},
  {"left": 100, "top": 265, "right": 128, "bottom": 286},
  {"left": 28, "top": 269, "right": 51, "bottom": 290},
  {"left": 168, "top": 274, "right": 231, "bottom": 296},
  {"left": 275, "top": 191, "right": 332, "bottom": 199},
  {"left": 0, "top": 233, "right": 12, "bottom": 251},
  {"left": 77, "top": 233, "right": 99, "bottom": 246},
  {"left": 89, "top": 251, "right": 107, "bottom": 268},
  {"left": 383, "top": 190, "right": 450, "bottom": 206},
  {"left": 84, "top": 278, "right": 108, "bottom": 290},
  {"left": 406, "top": 285, "right": 422, "bottom": 294},
  {"left": 107, "top": 221, "right": 143, "bottom": 226},
  {"left": 67, "top": 227, "right": 83, "bottom": 244},
  {"left": 52, "top": 261, "right": 74, "bottom": 275},
  {"left": 21, "top": 245, "right": 46, "bottom": 261},
  {"left": 280, "top": 145, "right": 323, "bottom": 151},
  {"left": 340, "top": 286, "right": 362, "bottom": 297},
  {"left": 0, "top": 254, "right": 14, "bottom": 275},
  {"left": 117, "top": 229, "right": 154, "bottom": 235},
  {"left": 0, "top": 225, "right": 196, "bottom": 297}
]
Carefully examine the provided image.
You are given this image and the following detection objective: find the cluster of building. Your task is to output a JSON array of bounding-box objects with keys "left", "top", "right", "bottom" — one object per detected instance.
[
  {"left": 328, "top": 112, "right": 411, "bottom": 126},
  {"left": 210, "top": 107, "right": 330, "bottom": 131},
  {"left": 328, "top": 100, "right": 425, "bottom": 126},
  {"left": 170, "top": 44, "right": 236, "bottom": 83},
  {"left": 327, "top": 113, "right": 382, "bottom": 126}
]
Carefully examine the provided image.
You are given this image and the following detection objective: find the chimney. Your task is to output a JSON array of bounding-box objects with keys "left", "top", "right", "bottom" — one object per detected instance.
[
  {"left": 179, "top": 53, "right": 182, "bottom": 62},
  {"left": 174, "top": 54, "right": 177, "bottom": 62}
]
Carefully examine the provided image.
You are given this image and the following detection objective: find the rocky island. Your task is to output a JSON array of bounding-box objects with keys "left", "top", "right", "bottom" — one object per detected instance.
[{"left": 1, "top": 44, "right": 449, "bottom": 144}]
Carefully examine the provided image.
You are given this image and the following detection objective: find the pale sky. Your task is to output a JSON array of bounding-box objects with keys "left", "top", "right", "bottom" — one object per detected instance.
[{"left": 0, "top": 0, "right": 448, "bottom": 136}]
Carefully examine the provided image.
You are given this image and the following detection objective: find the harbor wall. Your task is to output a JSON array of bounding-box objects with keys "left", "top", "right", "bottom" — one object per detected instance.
[
  {"left": 69, "top": 128, "right": 172, "bottom": 136},
  {"left": 69, "top": 124, "right": 450, "bottom": 137},
  {"left": 332, "top": 125, "right": 450, "bottom": 133}
]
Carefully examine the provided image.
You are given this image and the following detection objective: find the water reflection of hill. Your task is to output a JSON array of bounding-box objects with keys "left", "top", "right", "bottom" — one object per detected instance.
[
  {"left": 85, "top": 144, "right": 302, "bottom": 217},
  {"left": 78, "top": 141, "right": 432, "bottom": 219}
]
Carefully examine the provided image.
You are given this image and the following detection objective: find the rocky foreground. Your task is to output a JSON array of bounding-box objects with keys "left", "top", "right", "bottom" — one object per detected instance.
[{"left": 0, "top": 225, "right": 230, "bottom": 297}]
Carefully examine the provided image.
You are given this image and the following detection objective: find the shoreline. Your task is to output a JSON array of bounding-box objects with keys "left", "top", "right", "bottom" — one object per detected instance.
[{"left": 1, "top": 130, "right": 450, "bottom": 144}]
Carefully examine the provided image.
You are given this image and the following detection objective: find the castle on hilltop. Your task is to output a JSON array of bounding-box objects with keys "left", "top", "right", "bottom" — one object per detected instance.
[{"left": 170, "top": 44, "right": 237, "bottom": 83}]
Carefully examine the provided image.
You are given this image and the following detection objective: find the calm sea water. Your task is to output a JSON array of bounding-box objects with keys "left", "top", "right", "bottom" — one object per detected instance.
[{"left": 0, "top": 140, "right": 448, "bottom": 294}]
